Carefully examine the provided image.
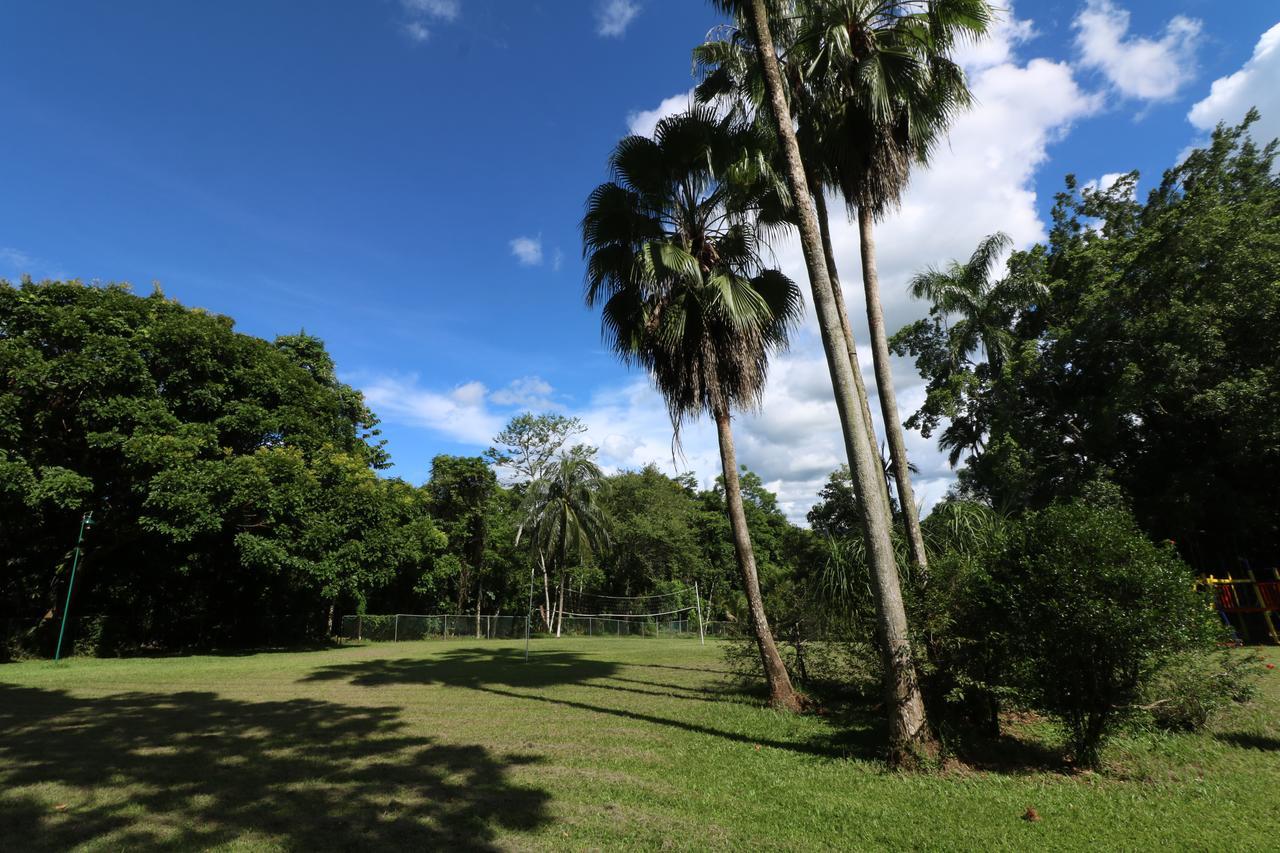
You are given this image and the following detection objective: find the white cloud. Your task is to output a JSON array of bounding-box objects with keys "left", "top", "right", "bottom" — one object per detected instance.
[
  {"left": 552, "top": 248, "right": 564, "bottom": 272},
  {"left": 626, "top": 90, "right": 693, "bottom": 138},
  {"left": 1073, "top": 0, "right": 1202, "bottom": 102},
  {"left": 402, "top": 0, "right": 459, "bottom": 21},
  {"left": 1188, "top": 22, "right": 1280, "bottom": 148},
  {"left": 1082, "top": 172, "right": 1126, "bottom": 193},
  {"left": 596, "top": 0, "right": 641, "bottom": 38},
  {"left": 951, "top": 8, "right": 1036, "bottom": 72},
  {"left": 0, "top": 247, "right": 37, "bottom": 272},
  {"left": 361, "top": 375, "right": 505, "bottom": 445},
  {"left": 490, "top": 376, "right": 556, "bottom": 409},
  {"left": 509, "top": 235, "right": 543, "bottom": 266},
  {"left": 397, "top": 0, "right": 459, "bottom": 44}
]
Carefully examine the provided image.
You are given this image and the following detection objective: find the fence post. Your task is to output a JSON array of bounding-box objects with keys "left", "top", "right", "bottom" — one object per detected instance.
[{"left": 394, "top": 614, "right": 399, "bottom": 642}]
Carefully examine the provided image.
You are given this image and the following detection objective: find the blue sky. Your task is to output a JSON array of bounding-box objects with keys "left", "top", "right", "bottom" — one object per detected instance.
[{"left": 3, "top": 1, "right": 1278, "bottom": 521}]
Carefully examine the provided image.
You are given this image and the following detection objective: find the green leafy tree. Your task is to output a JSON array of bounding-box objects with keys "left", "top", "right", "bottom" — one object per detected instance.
[
  {"left": 427, "top": 455, "right": 499, "bottom": 632},
  {"left": 581, "top": 106, "right": 804, "bottom": 711},
  {"left": 485, "top": 413, "right": 585, "bottom": 484},
  {"left": 0, "top": 280, "right": 441, "bottom": 652},
  {"left": 896, "top": 115, "right": 1280, "bottom": 562},
  {"left": 598, "top": 465, "right": 711, "bottom": 598}
]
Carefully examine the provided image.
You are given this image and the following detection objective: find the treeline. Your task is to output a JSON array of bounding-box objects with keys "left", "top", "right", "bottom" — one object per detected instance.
[
  {"left": 0, "top": 284, "right": 813, "bottom": 656},
  {"left": 894, "top": 113, "right": 1280, "bottom": 567}
]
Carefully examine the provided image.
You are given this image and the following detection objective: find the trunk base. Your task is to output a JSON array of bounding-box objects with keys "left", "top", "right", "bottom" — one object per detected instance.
[{"left": 888, "top": 727, "right": 941, "bottom": 770}]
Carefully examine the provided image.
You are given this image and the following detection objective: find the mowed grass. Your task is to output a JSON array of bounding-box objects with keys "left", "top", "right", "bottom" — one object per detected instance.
[{"left": 2, "top": 639, "right": 1278, "bottom": 851}]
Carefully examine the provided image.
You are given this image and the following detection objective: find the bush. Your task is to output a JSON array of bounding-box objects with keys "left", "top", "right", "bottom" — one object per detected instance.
[
  {"left": 994, "top": 501, "right": 1217, "bottom": 766},
  {"left": 913, "top": 501, "right": 1015, "bottom": 738},
  {"left": 1141, "top": 648, "right": 1263, "bottom": 732}
]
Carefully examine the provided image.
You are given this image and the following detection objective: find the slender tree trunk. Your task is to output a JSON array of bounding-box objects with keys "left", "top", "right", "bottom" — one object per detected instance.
[
  {"left": 811, "top": 177, "right": 889, "bottom": 495},
  {"left": 475, "top": 581, "right": 482, "bottom": 638},
  {"left": 539, "top": 551, "right": 553, "bottom": 632},
  {"left": 714, "top": 407, "right": 801, "bottom": 712},
  {"left": 858, "top": 207, "right": 928, "bottom": 575},
  {"left": 555, "top": 571, "right": 565, "bottom": 637},
  {"left": 745, "top": 0, "right": 932, "bottom": 761},
  {"left": 555, "top": 520, "right": 568, "bottom": 637}
]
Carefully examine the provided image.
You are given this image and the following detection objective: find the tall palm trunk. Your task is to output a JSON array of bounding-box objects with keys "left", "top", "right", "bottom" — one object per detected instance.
[
  {"left": 714, "top": 406, "right": 801, "bottom": 712},
  {"left": 745, "top": 0, "right": 932, "bottom": 761},
  {"left": 858, "top": 207, "right": 928, "bottom": 574},
  {"left": 810, "top": 178, "right": 889, "bottom": 500}
]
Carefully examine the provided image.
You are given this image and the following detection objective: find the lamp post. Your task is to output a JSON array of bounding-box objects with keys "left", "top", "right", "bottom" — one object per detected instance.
[{"left": 54, "top": 511, "right": 94, "bottom": 662}]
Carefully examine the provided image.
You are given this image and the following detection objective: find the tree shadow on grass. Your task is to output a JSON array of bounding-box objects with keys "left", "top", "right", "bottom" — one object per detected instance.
[
  {"left": 0, "top": 683, "right": 550, "bottom": 851},
  {"left": 304, "top": 645, "right": 621, "bottom": 690},
  {"left": 1215, "top": 731, "right": 1280, "bottom": 752},
  {"left": 304, "top": 647, "right": 884, "bottom": 761}
]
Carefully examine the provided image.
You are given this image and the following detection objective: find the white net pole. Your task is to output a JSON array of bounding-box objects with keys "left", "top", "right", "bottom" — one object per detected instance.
[{"left": 694, "top": 581, "right": 705, "bottom": 646}]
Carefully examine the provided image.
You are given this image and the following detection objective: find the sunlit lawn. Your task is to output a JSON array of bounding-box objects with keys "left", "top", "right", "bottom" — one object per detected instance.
[{"left": 2, "top": 638, "right": 1277, "bottom": 850}]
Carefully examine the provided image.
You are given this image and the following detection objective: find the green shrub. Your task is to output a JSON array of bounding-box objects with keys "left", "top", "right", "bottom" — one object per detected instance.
[
  {"left": 1141, "top": 648, "right": 1264, "bottom": 732},
  {"left": 913, "top": 501, "right": 1015, "bottom": 738},
  {"left": 994, "top": 501, "right": 1217, "bottom": 766}
]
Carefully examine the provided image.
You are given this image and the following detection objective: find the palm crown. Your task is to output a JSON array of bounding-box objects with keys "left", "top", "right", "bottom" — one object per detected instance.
[
  {"left": 581, "top": 107, "right": 802, "bottom": 435},
  {"left": 517, "top": 447, "right": 609, "bottom": 570}
]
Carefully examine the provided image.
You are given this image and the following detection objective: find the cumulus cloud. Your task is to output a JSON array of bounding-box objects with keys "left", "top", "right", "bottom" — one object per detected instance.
[
  {"left": 490, "top": 376, "right": 557, "bottom": 409},
  {"left": 625, "top": 90, "right": 694, "bottom": 138},
  {"left": 509, "top": 235, "right": 543, "bottom": 266},
  {"left": 1188, "top": 22, "right": 1280, "bottom": 148},
  {"left": 361, "top": 376, "right": 506, "bottom": 445},
  {"left": 596, "top": 0, "right": 641, "bottom": 38},
  {"left": 1073, "top": 0, "right": 1202, "bottom": 102}
]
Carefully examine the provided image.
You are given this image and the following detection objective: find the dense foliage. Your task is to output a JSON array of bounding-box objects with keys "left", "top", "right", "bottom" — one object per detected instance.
[
  {"left": 0, "top": 281, "right": 448, "bottom": 654},
  {"left": 894, "top": 115, "right": 1280, "bottom": 569}
]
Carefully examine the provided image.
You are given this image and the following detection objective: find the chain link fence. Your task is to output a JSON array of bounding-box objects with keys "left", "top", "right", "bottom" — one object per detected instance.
[{"left": 340, "top": 614, "right": 745, "bottom": 642}]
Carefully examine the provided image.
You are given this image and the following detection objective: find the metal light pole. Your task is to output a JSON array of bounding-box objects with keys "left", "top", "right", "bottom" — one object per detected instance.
[{"left": 54, "top": 511, "right": 94, "bottom": 662}]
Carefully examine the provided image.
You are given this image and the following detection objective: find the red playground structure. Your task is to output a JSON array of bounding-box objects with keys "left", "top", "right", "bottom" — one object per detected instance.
[{"left": 1207, "top": 568, "right": 1280, "bottom": 644}]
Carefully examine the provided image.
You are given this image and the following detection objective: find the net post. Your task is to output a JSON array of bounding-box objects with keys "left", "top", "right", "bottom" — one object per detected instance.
[
  {"left": 394, "top": 614, "right": 399, "bottom": 642},
  {"left": 524, "top": 560, "right": 535, "bottom": 662},
  {"left": 694, "top": 581, "right": 705, "bottom": 646}
]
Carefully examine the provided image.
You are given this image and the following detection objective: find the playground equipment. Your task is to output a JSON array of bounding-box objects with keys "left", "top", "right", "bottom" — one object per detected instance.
[{"left": 1205, "top": 568, "right": 1280, "bottom": 644}]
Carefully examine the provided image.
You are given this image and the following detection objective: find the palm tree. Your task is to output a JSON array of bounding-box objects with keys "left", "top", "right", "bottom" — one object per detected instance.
[
  {"left": 581, "top": 107, "right": 804, "bottom": 711},
  {"left": 517, "top": 446, "right": 610, "bottom": 636},
  {"left": 715, "top": 0, "right": 934, "bottom": 762},
  {"left": 786, "top": 0, "right": 991, "bottom": 575},
  {"left": 908, "top": 231, "right": 1022, "bottom": 374},
  {"left": 908, "top": 231, "right": 1045, "bottom": 469}
]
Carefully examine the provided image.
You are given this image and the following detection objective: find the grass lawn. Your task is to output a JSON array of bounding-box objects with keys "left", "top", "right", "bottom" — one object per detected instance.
[{"left": 2, "top": 638, "right": 1278, "bottom": 850}]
